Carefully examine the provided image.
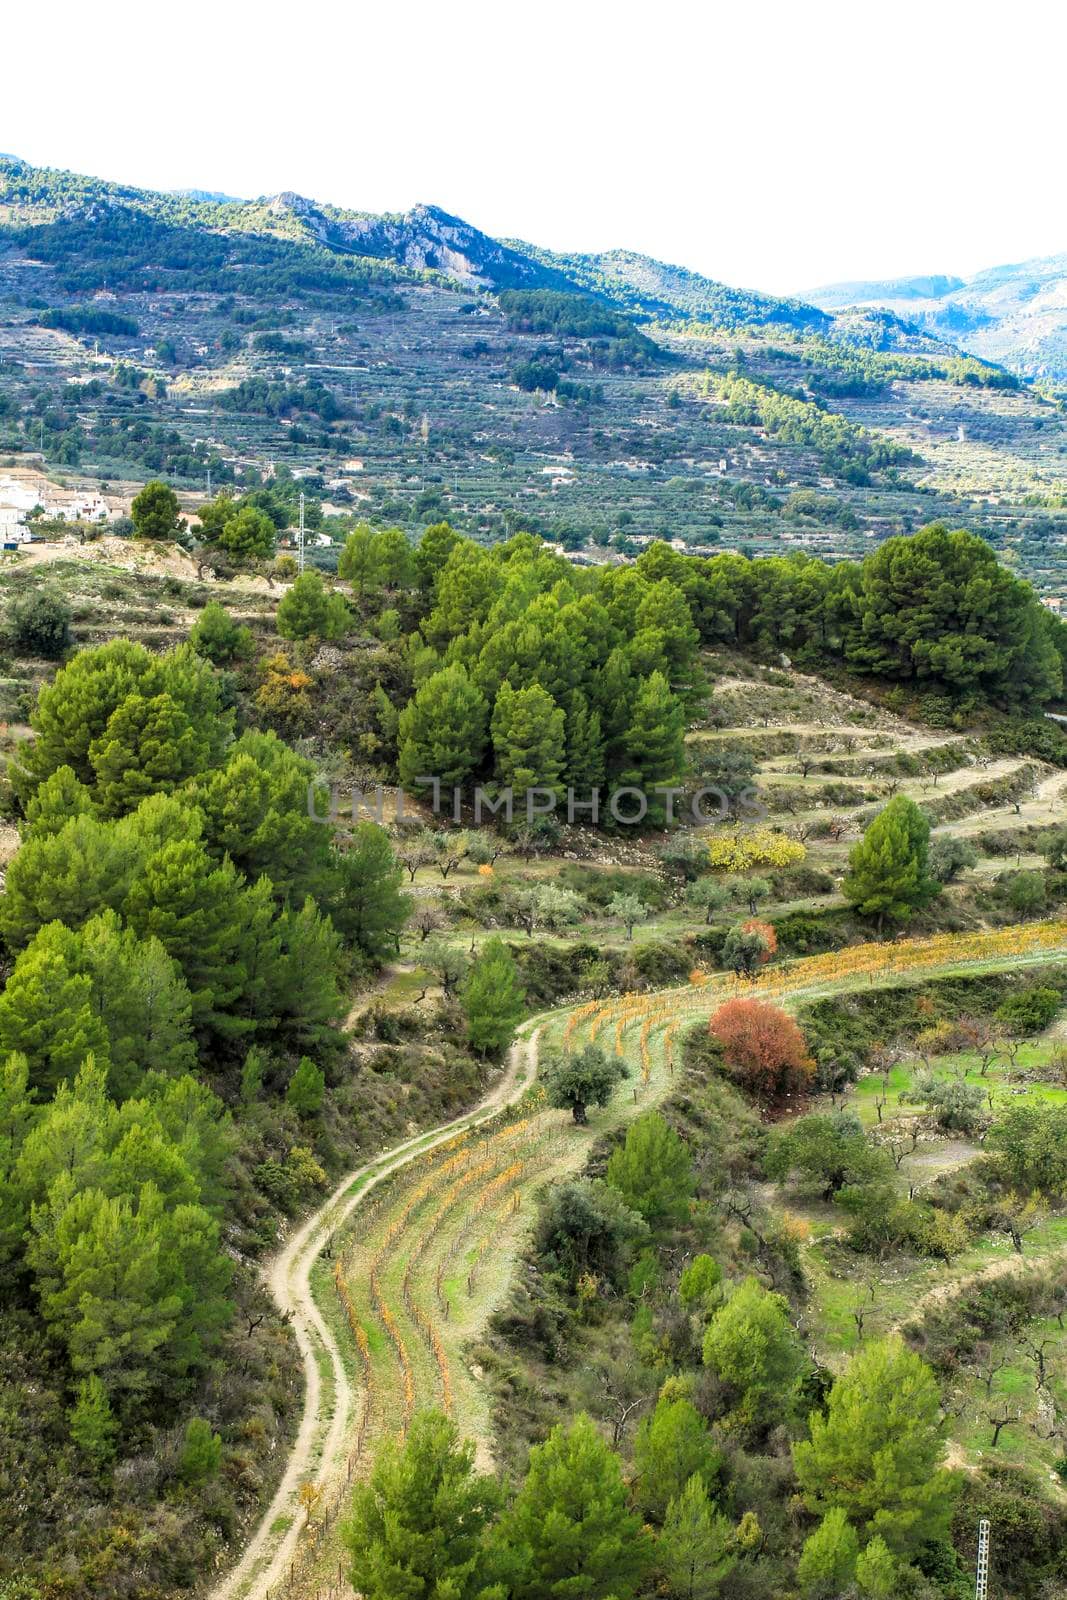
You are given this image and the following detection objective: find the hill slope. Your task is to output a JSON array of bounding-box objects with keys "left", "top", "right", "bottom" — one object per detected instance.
[{"left": 1, "top": 156, "right": 1066, "bottom": 603}]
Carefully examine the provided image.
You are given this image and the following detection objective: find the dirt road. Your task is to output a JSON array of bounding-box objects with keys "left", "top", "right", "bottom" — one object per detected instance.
[{"left": 208, "top": 1029, "right": 541, "bottom": 1600}]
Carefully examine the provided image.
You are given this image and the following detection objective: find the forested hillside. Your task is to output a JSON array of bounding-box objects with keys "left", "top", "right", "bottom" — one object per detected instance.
[
  {"left": 0, "top": 494, "right": 1064, "bottom": 1597},
  {"left": 1, "top": 152, "right": 1067, "bottom": 1600}
]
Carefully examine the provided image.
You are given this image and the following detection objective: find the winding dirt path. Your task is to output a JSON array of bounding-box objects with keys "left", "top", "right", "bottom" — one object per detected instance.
[{"left": 208, "top": 1029, "right": 541, "bottom": 1600}]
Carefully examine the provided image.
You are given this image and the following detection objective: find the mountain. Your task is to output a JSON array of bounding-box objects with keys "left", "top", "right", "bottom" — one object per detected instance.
[
  {"left": 0, "top": 157, "right": 822, "bottom": 328},
  {"left": 260, "top": 193, "right": 571, "bottom": 290},
  {"left": 809, "top": 255, "right": 1067, "bottom": 380},
  {"left": 170, "top": 187, "right": 244, "bottom": 205},
  {"left": 510, "top": 242, "right": 830, "bottom": 332},
  {"left": 1, "top": 152, "right": 1065, "bottom": 602}
]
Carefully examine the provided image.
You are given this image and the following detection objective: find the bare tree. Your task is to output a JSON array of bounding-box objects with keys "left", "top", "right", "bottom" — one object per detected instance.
[
  {"left": 986, "top": 1404, "right": 1019, "bottom": 1448},
  {"left": 1023, "top": 1335, "right": 1054, "bottom": 1391}
]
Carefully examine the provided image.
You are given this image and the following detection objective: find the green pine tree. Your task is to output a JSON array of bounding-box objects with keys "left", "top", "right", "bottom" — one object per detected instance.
[
  {"left": 69, "top": 1373, "right": 119, "bottom": 1470},
  {"left": 702, "top": 1277, "right": 803, "bottom": 1431},
  {"left": 657, "top": 1474, "right": 736, "bottom": 1600},
  {"left": 491, "top": 680, "right": 566, "bottom": 802},
  {"left": 796, "top": 1508, "right": 859, "bottom": 1598},
  {"left": 286, "top": 1056, "right": 325, "bottom": 1115},
  {"left": 460, "top": 936, "right": 525, "bottom": 1056},
  {"left": 606, "top": 1111, "right": 695, "bottom": 1228},
  {"left": 326, "top": 824, "right": 409, "bottom": 968},
  {"left": 618, "top": 670, "right": 686, "bottom": 820},
  {"left": 131, "top": 480, "right": 183, "bottom": 540},
  {"left": 792, "top": 1335, "right": 957, "bottom": 1556},
  {"left": 0, "top": 925, "right": 111, "bottom": 1093},
  {"left": 342, "top": 1410, "right": 501, "bottom": 1600},
  {"left": 178, "top": 1417, "right": 223, "bottom": 1483},
  {"left": 842, "top": 796, "right": 939, "bottom": 935},
  {"left": 499, "top": 1413, "right": 649, "bottom": 1600},
  {"left": 564, "top": 691, "right": 606, "bottom": 791},
  {"left": 632, "top": 1397, "right": 721, "bottom": 1522},
  {"left": 189, "top": 600, "right": 254, "bottom": 664},
  {"left": 24, "top": 764, "right": 96, "bottom": 838},
  {"left": 397, "top": 664, "right": 488, "bottom": 790},
  {"left": 0, "top": 1052, "right": 34, "bottom": 1267}
]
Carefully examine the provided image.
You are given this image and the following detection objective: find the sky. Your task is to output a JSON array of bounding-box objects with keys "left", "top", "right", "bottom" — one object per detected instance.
[{"left": 5, "top": 0, "right": 1066, "bottom": 296}]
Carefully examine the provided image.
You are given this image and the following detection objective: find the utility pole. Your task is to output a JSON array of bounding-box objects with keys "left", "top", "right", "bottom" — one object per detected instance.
[
  {"left": 298, "top": 490, "right": 305, "bottom": 573},
  {"left": 206, "top": 465, "right": 211, "bottom": 500},
  {"left": 975, "top": 1518, "right": 990, "bottom": 1600}
]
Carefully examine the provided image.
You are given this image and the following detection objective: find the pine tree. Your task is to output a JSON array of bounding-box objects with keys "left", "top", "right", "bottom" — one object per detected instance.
[
  {"left": 855, "top": 1536, "right": 899, "bottom": 1598},
  {"left": 564, "top": 690, "right": 606, "bottom": 791},
  {"left": 189, "top": 600, "right": 253, "bottom": 664},
  {"left": 338, "top": 524, "right": 377, "bottom": 593},
  {"left": 14, "top": 1054, "right": 110, "bottom": 1205},
  {"left": 343, "top": 1411, "right": 501, "bottom": 1600},
  {"left": 240, "top": 1047, "right": 265, "bottom": 1104},
  {"left": 13, "top": 639, "right": 162, "bottom": 794},
  {"left": 287, "top": 1056, "right": 325, "bottom": 1115},
  {"left": 24, "top": 764, "right": 96, "bottom": 838},
  {"left": 69, "top": 1373, "right": 119, "bottom": 1470},
  {"left": 88, "top": 692, "right": 208, "bottom": 817},
  {"left": 131, "top": 479, "right": 183, "bottom": 540},
  {"left": 0, "top": 813, "right": 139, "bottom": 948},
  {"left": 397, "top": 664, "right": 488, "bottom": 790},
  {"left": 792, "top": 1335, "right": 957, "bottom": 1555},
  {"left": 606, "top": 1112, "right": 695, "bottom": 1228},
  {"left": 27, "top": 1178, "right": 180, "bottom": 1399},
  {"left": 460, "top": 936, "right": 525, "bottom": 1056},
  {"left": 0, "top": 1052, "right": 33, "bottom": 1266},
  {"left": 271, "top": 896, "right": 344, "bottom": 1051},
  {"left": 0, "top": 925, "right": 111, "bottom": 1093},
  {"left": 499, "top": 1413, "right": 649, "bottom": 1600},
  {"left": 796, "top": 1508, "right": 859, "bottom": 1598},
  {"left": 13, "top": 638, "right": 230, "bottom": 800},
  {"left": 326, "top": 824, "right": 409, "bottom": 968},
  {"left": 191, "top": 729, "right": 329, "bottom": 905},
  {"left": 76, "top": 909, "right": 196, "bottom": 1097},
  {"left": 491, "top": 680, "right": 566, "bottom": 801},
  {"left": 178, "top": 1417, "right": 223, "bottom": 1483},
  {"left": 122, "top": 837, "right": 253, "bottom": 1035},
  {"left": 633, "top": 1398, "right": 721, "bottom": 1522},
  {"left": 702, "top": 1277, "right": 803, "bottom": 1430},
  {"left": 277, "top": 570, "right": 349, "bottom": 640},
  {"left": 618, "top": 670, "right": 686, "bottom": 819},
  {"left": 657, "top": 1474, "right": 736, "bottom": 1600},
  {"left": 842, "top": 796, "right": 939, "bottom": 935},
  {"left": 414, "top": 520, "right": 460, "bottom": 594},
  {"left": 217, "top": 504, "right": 275, "bottom": 560}
]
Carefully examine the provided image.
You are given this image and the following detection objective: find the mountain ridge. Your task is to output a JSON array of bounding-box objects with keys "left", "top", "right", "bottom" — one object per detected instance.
[{"left": 810, "top": 253, "right": 1067, "bottom": 379}]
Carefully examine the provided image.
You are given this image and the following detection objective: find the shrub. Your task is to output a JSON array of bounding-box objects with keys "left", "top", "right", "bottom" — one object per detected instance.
[
  {"left": 709, "top": 998, "right": 814, "bottom": 1102},
  {"left": 8, "top": 589, "right": 72, "bottom": 659},
  {"left": 995, "top": 985, "right": 1061, "bottom": 1035}
]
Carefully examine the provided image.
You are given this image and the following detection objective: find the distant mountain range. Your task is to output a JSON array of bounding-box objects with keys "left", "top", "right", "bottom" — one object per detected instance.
[
  {"left": 7, "top": 155, "right": 1063, "bottom": 379},
  {"left": 810, "top": 257, "right": 1067, "bottom": 380},
  {"left": 0, "top": 156, "right": 833, "bottom": 335}
]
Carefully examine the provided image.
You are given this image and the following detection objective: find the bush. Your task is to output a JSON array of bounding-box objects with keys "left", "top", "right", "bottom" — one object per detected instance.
[
  {"left": 7, "top": 589, "right": 71, "bottom": 659},
  {"left": 995, "top": 985, "right": 1062, "bottom": 1035},
  {"left": 178, "top": 1418, "right": 223, "bottom": 1484}
]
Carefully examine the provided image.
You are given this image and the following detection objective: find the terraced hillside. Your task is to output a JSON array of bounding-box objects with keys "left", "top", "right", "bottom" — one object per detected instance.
[
  {"left": 2, "top": 159, "right": 1067, "bottom": 601},
  {"left": 211, "top": 913, "right": 1067, "bottom": 1600}
]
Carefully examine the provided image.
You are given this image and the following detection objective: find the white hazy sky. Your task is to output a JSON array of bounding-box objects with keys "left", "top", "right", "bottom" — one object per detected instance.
[{"left": 5, "top": 0, "right": 1065, "bottom": 296}]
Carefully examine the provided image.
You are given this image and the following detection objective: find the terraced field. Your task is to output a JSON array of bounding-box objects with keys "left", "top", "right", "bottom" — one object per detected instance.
[{"left": 213, "top": 917, "right": 1067, "bottom": 1600}]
